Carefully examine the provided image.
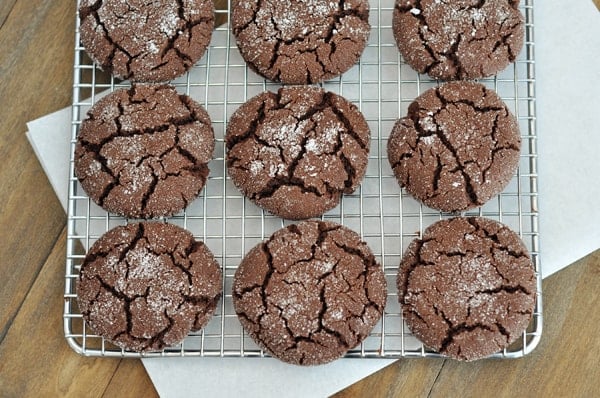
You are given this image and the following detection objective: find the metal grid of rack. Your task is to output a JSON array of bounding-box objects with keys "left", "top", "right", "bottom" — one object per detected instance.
[{"left": 65, "top": 0, "right": 542, "bottom": 358}]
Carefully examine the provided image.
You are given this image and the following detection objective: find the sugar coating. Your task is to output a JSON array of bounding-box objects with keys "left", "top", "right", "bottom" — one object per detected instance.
[
  {"left": 397, "top": 217, "right": 536, "bottom": 361},
  {"left": 76, "top": 222, "right": 223, "bottom": 352},
  {"left": 79, "top": 0, "right": 215, "bottom": 82},
  {"left": 74, "top": 84, "right": 214, "bottom": 219},
  {"left": 231, "top": 0, "right": 371, "bottom": 84},
  {"left": 393, "top": 0, "right": 525, "bottom": 80},
  {"left": 226, "top": 86, "right": 370, "bottom": 220},
  {"left": 387, "top": 81, "right": 521, "bottom": 213},
  {"left": 233, "top": 220, "right": 387, "bottom": 365}
]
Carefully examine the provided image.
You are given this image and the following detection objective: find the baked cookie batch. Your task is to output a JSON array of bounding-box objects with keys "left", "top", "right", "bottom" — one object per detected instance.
[{"left": 74, "top": 0, "right": 535, "bottom": 363}]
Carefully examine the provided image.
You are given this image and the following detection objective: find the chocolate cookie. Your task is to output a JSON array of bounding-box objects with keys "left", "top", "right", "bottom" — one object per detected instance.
[
  {"left": 79, "top": 0, "right": 214, "bottom": 82},
  {"left": 75, "top": 84, "right": 214, "bottom": 219},
  {"left": 233, "top": 220, "right": 386, "bottom": 365},
  {"left": 397, "top": 217, "right": 536, "bottom": 361},
  {"left": 387, "top": 81, "right": 521, "bottom": 212},
  {"left": 226, "top": 86, "right": 370, "bottom": 220},
  {"left": 231, "top": 0, "right": 370, "bottom": 84},
  {"left": 393, "top": 0, "right": 524, "bottom": 80},
  {"left": 76, "top": 222, "right": 223, "bottom": 352}
]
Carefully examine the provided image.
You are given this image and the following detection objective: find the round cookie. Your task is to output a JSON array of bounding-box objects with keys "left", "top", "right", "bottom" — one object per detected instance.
[
  {"left": 79, "top": 0, "right": 214, "bottom": 82},
  {"left": 75, "top": 84, "right": 214, "bottom": 219},
  {"left": 397, "top": 217, "right": 536, "bottom": 361},
  {"left": 387, "top": 81, "right": 521, "bottom": 213},
  {"left": 393, "top": 0, "right": 524, "bottom": 80},
  {"left": 226, "top": 86, "right": 370, "bottom": 220},
  {"left": 233, "top": 220, "right": 387, "bottom": 365},
  {"left": 76, "top": 222, "right": 222, "bottom": 352},
  {"left": 231, "top": 0, "right": 370, "bottom": 84}
]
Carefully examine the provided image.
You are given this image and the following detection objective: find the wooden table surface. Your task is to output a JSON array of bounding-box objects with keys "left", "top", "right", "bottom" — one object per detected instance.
[{"left": 1, "top": 1, "right": 599, "bottom": 397}]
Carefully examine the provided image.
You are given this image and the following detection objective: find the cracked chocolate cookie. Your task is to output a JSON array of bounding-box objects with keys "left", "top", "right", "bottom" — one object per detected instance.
[
  {"left": 398, "top": 217, "right": 536, "bottom": 361},
  {"left": 77, "top": 222, "right": 223, "bottom": 352},
  {"left": 226, "top": 86, "right": 370, "bottom": 220},
  {"left": 393, "top": 0, "right": 524, "bottom": 80},
  {"left": 79, "top": 0, "right": 214, "bottom": 82},
  {"left": 387, "top": 81, "right": 521, "bottom": 213},
  {"left": 231, "top": 0, "right": 370, "bottom": 84},
  {"left": 233, "top": 220, "right": 386, "bottom": 365},
  {"left": 74, "top": 84, "right": 214, "bottom": 219}
]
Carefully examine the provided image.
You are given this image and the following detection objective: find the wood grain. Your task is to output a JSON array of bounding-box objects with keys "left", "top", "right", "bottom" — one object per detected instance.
[
  {"left": 0, "top": 0, "right": 71, "bottom": 343},
  {"left": 0, "top": 229, "right": 113, "bottom": 397},
  {"left": 0, "top": 0, "right": 16, "bottom": 30},
  {"left": 334, "top": 359, "right": 445, "bottom": 398},
  {"left": 0, "top": 1, "right": 599, "bottom": 397}
]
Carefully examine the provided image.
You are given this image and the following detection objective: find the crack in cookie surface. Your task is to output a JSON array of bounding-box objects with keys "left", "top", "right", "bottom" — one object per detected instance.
[
  {"left": 226, "top": 86, "right": 370, "bottom": 220},
  {"left": 79, "top": 0, "right": 214, "bottom": 82},
  {"left": 74, "top": 84, "right": 214, "bottom": 219},
  {"left": 387, "top": 81, "right": 521, "bottom": 213},
  {"left": 233, "top": 220, "right": 386, "bottom": 365},
  {"left": 76, "top": 222, "right": 222, "bottom": 352},
  {"left": 393, "top": 0, "right": 524, "bottom": 80},
  {"left": 231, "top": 0, "right": 370, "bottom": 84},
  {"left": 397, "top": 217, "right": 536, "bottom": 361}
]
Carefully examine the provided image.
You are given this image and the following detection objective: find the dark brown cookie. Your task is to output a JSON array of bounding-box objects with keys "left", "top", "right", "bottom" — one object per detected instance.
[
  {"left": 393, "top": 0, "right": 524, "bottom": 80},
  {"left": 226, "top": 86, "right": 370, "bottom": 220},
  {"left": 397, "top": 217, "right": 536, "bottom": 361},
  {"left": 233, "top": 220, "right": 386, "bottom": 365},
  {"left": 75, "top": 84, "right": 214, "bottom": 219},
  {"left": 231, "top": 0, "right": 370, "bottom": 84},
  {"left": 79, "top": 0, "right": 214, "bottom": 82},
  {"left": 76, "top": 222, "right": 223, "bottom": 352},
  {"left": 387, "top": 81, "right": 521, "bottom": 213}
]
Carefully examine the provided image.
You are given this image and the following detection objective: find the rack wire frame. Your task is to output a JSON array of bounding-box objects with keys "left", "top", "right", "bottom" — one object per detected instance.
[{"left": 65, "top": 0, "right": 542, "bottom": 359}]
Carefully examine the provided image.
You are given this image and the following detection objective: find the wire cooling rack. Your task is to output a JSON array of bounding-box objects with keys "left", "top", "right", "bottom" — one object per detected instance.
[{"left": 65, "top": 0, "right": 542, "bottom": 359}]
